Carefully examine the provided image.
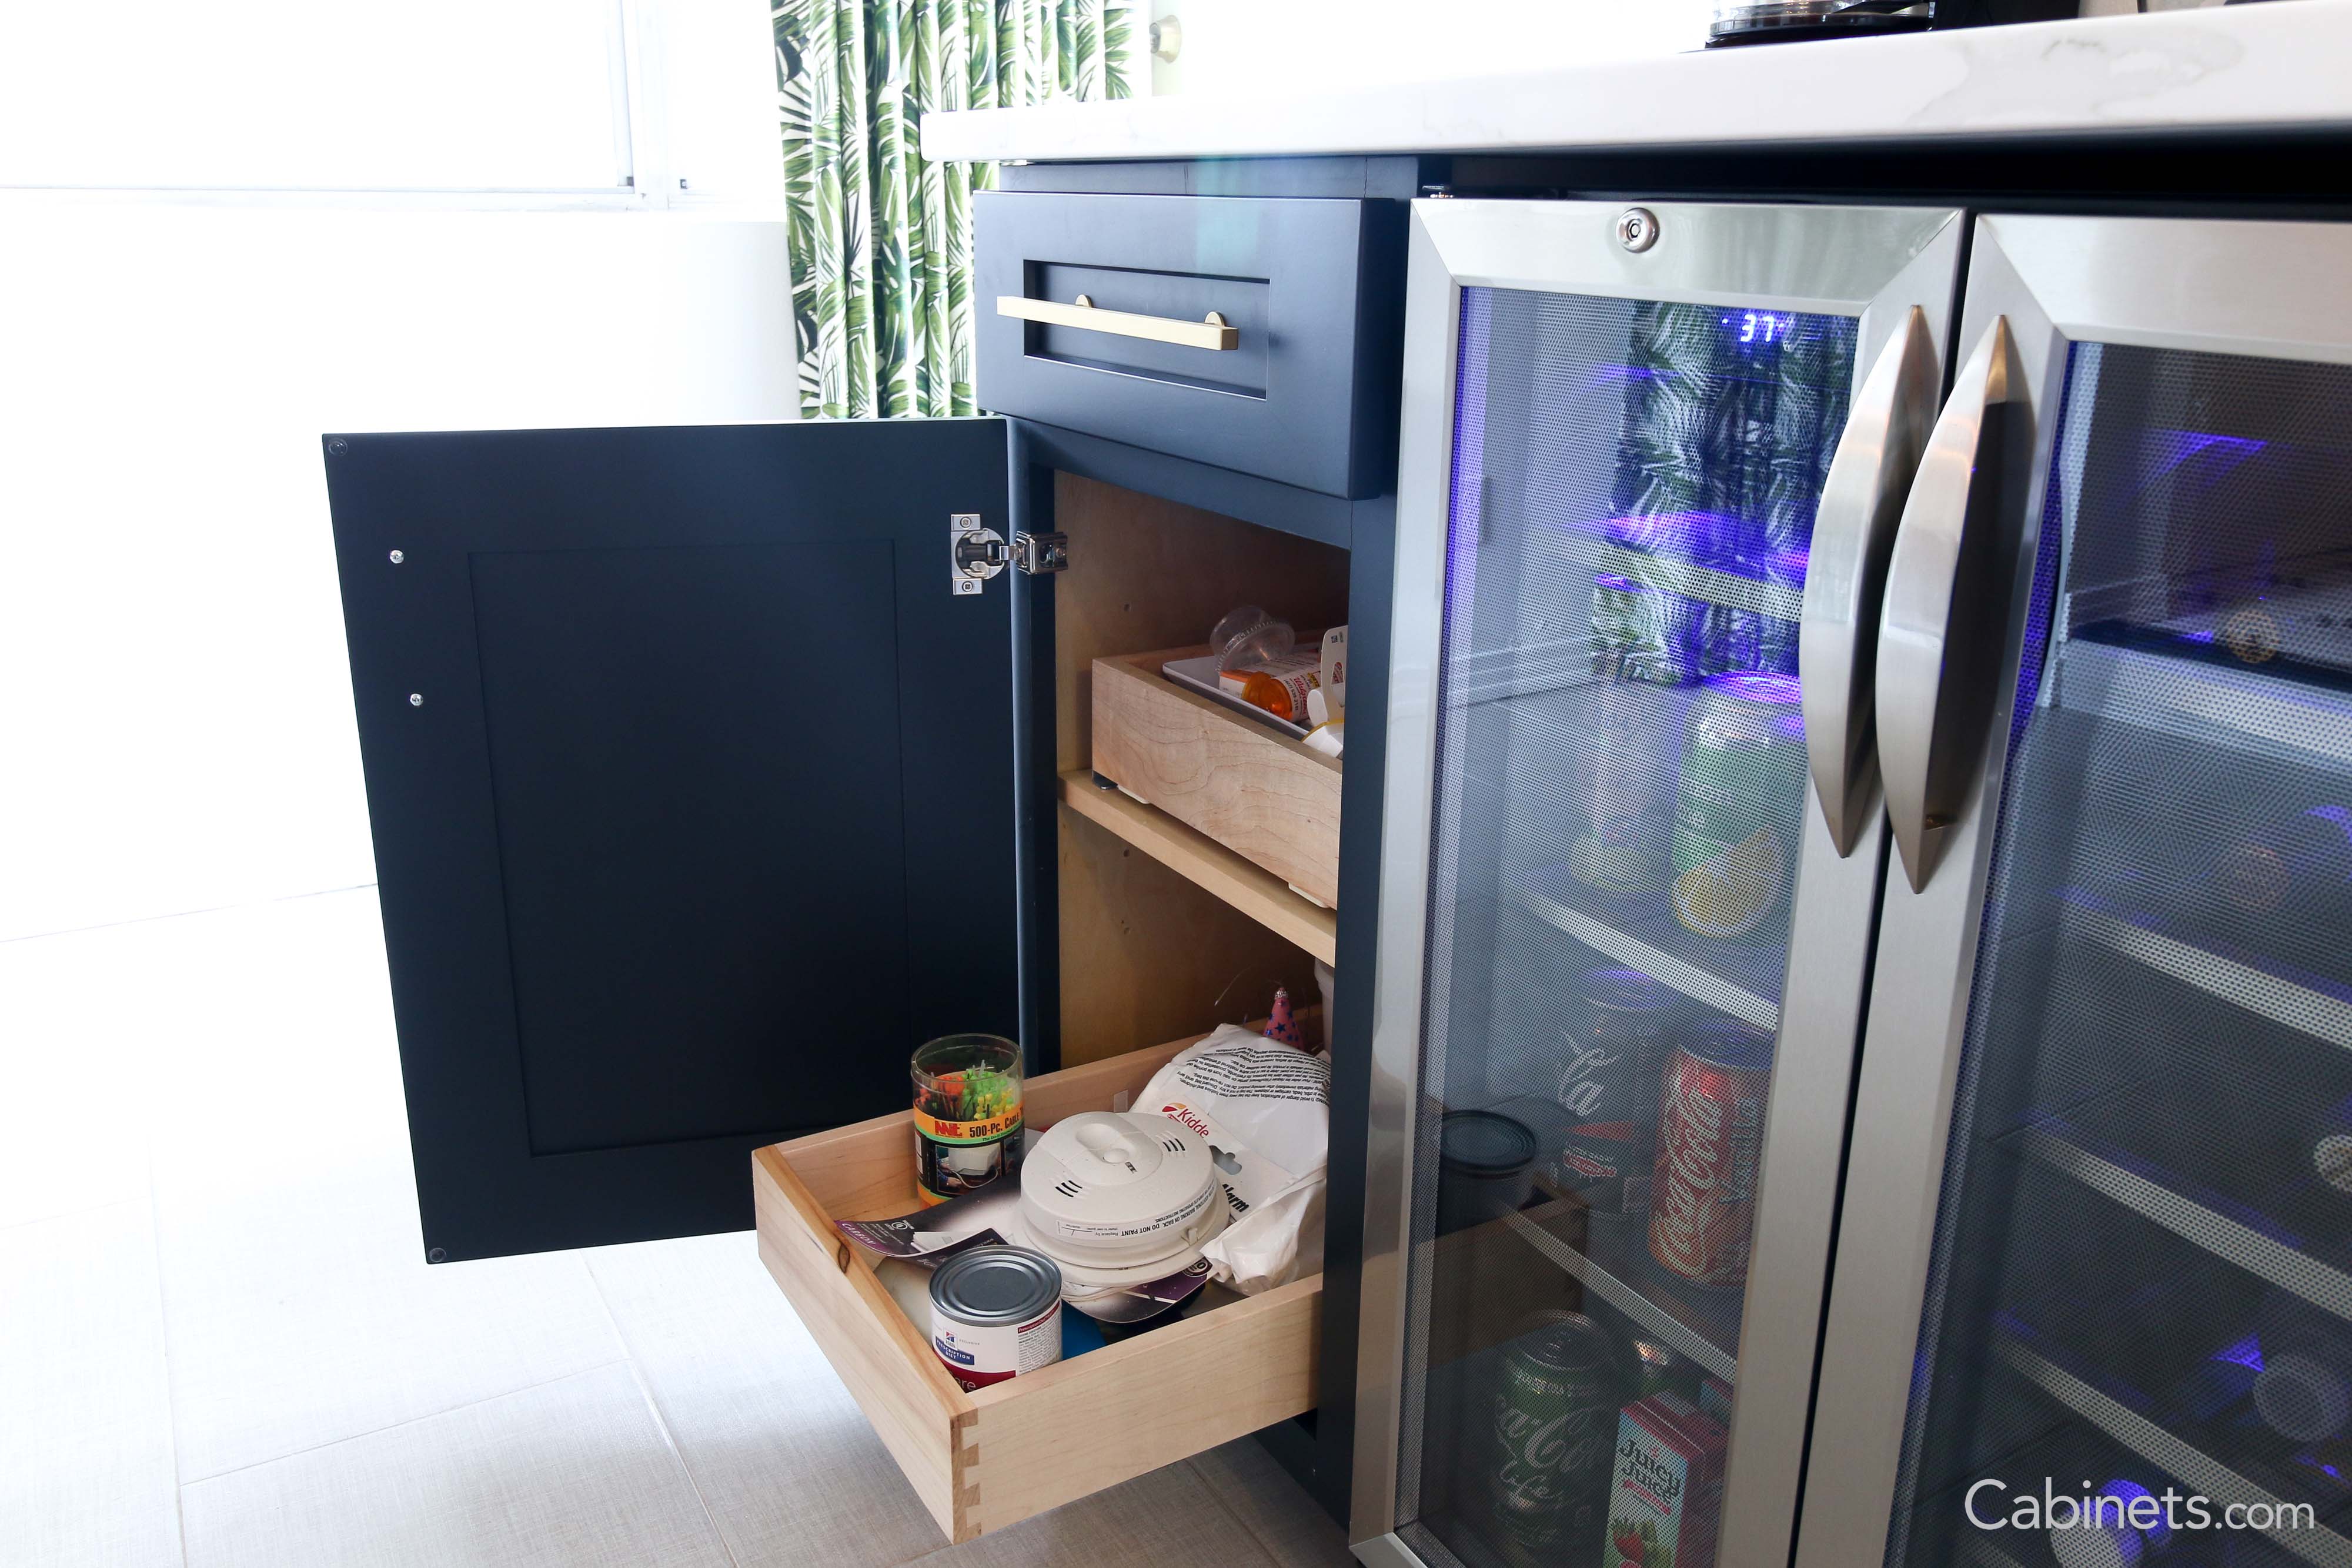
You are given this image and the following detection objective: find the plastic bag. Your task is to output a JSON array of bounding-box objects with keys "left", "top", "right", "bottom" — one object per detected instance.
[{"left": 1134, "top": 1023, "right": 1331, "bottom": 1294}]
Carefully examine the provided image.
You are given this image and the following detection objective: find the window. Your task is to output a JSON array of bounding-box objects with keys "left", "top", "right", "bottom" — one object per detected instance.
[{"left": 0, "top": 0, "right": 779, "bottom": 209}]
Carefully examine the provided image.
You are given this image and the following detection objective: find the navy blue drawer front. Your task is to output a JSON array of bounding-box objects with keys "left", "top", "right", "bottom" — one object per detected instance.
[{"left": 975, "top": 190, "right": 1403, "bottom": 500}]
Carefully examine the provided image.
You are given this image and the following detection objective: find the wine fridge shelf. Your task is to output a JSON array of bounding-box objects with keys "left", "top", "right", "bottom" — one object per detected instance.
[
  {"left": 1511, "top": 872, "right": 1782, "bottom": 1032},
  {"left": 1998, "top": 1335, "right": 2352, "bottom": 1568},
  {"left": 2064, "top": 902, "right": 2352, "bottom": 1052},
  {"left": 1498, "top": 1204, "right": 1738, "bottom": 1382},
  {"left": 1588, "top": 539, "right": 1804, "bottom": 624},
  {"left": 2015, "top": 1126, "right": 2352, "bottom": 1324},
  {"left": 2057, "top": 637, "right": 2352, "bottom": 772}
]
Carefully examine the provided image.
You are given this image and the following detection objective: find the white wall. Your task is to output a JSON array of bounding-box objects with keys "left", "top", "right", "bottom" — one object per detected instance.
[
  {"left": 1145, "top": 0, "right": 1718, "bottom": 96},
  {"left": 0, "top": 2, "right": 791, "bottom": 943}
]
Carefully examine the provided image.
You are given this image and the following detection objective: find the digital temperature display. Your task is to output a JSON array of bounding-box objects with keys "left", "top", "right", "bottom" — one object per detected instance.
[{"left": 1728, "top": 310, "right": 1793, "bottom": 346}]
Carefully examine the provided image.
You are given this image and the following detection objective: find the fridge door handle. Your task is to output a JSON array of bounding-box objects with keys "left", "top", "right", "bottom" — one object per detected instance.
[
  {"left": 1876, "top": 314, "right": 2032, "bottom": 893},
  {"left": 1799, "top": 306, "right": 1940, "bottom": 857}
]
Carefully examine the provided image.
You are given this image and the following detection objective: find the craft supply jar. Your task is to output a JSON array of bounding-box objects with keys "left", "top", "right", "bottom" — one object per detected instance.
[{"left": 911, "top": 1034, "right": 1025, "bottom": 1206}]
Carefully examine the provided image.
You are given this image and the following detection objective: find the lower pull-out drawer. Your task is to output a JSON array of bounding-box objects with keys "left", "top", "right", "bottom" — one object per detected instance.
[{"left": 751, "top": 1034, "right": 1324, "bottom": 1544}]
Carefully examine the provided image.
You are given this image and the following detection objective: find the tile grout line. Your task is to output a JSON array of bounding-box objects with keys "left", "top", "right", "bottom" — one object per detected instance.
[
  {"left": 0, "top": 1192, "right": 149, "bottom": 1237},
  {"left": 0, "top": 882, "right": 379, "bottom": 947},
  {"left": 887, "top": 1455, "right": 1289, "bottom": 1568},
  {"left": 583, "top": 1252, "right": 746, "bottom": 1568},
  {"left": 173, "top": 1357, "right": 636, "bottom": 1491},
  {"left": 1184, "top": 1451, "right": 1292, "bottom": 1568},
  {"left": 139, "top": 1161, "right": 194, "bottom": 1568}
]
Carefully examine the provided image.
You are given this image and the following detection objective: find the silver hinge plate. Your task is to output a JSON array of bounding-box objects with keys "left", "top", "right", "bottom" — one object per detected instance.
[
  {"left": 951, "top": 513, "right": 1006, "bottom": 596},
  {"left": 1013, "top": 531, "right": 1069, "bottom": 576}
]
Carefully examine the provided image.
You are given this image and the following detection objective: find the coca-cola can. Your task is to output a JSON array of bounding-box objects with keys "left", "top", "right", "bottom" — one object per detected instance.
[
  {"left": 1555, "top": 968, "right": 1676, "bottom": 1218},
  {"left": 1484, "top": 1310, "right": 1619, "bottom": 1548},
  {"left": 1648, "top": 1020, "right": 1773, "bottom": 1288}
]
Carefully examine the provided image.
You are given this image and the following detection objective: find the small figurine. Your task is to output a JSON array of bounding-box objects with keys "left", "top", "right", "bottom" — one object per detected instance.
[{"left": 1263, "top": 986, "right": 1305, "bottom": 1048}]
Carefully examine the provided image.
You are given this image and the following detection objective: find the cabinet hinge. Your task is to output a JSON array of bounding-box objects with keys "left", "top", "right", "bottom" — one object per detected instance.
[
  {"left": 953, "top": 517, "right": 1066, "bottom": 594},
  {"left": 950, "top": 513, "right": 1005, "bottom": 596},
  {"left": 1013, "top": 531, "right": 1069, "bottom": 576}
]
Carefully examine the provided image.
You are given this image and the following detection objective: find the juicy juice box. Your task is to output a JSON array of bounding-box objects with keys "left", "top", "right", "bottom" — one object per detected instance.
[
  {"left": 1698, "top": 1375, "right": 1733, "bottom": 1429},
  {"left": 1603, "top": 1392, "right": 1728, "bottom": 1568}
]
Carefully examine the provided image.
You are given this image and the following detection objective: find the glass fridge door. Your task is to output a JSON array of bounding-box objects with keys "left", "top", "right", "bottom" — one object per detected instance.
[
  {"left": 1354, "top": 200, "right": 1962, "bottom": 1568},
  {"left": 1799, "top": 216, "right": 2352, "bottom": 1568}
]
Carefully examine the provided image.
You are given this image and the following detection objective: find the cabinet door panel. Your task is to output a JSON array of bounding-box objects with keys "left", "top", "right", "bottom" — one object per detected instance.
[{"left": 324, "top": 418, "right": 1018, "bottom": 1262}]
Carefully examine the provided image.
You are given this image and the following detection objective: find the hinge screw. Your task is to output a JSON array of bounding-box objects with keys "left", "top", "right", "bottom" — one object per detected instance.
[
  {"left": 427, "top": 1248, "right": 446, "bottom": 1263},
  {"left": 388, "top": 549, "right": 405, "bottom": 564},
  {"left": 326, "top": 437, "right": 348, "bottom": 456},
  {"left": 409, "top": 693, "right": 424, "bottom": 707}
]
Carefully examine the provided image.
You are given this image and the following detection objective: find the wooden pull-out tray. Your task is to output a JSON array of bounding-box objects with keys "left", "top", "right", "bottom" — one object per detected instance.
[
  {"left": 1090, "top": 647, "right": 1342, "bottom": 910},
  {"left": 752, "top": 1034, "right": 1324, "bottom": 1544}
]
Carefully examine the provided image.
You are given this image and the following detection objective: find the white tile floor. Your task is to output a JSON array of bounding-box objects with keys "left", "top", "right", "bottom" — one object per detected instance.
[{"left": 0, "top": 888, "right": 1357, "bottom": 1568}]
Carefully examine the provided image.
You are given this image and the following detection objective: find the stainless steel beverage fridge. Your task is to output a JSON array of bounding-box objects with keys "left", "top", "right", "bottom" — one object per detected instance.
[
  {"left": 1349, "top": 199, "right": 1967, "bottom": 1568},
  {"left": 1351, "top": 200, "right": 2352, "bottom": 1568},
  {"left": 1799, "top": 219, "right": 2352, "bottom": 1568}
]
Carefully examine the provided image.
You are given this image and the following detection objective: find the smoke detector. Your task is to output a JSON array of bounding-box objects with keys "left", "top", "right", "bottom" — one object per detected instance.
[{"left": 1010, "top": 1111, "right": 1227, "bottom": 1290}]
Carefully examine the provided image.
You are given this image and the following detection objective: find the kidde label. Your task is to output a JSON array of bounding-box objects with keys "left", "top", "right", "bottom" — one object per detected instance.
[{"left": 930, "top": 1305, "right": 1062, "bottom": 1391}]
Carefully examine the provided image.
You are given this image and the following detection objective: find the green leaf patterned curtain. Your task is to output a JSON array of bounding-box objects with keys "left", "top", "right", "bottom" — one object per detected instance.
[{"left": 775, "top": 2, "right": 1136, "bottom": 420}]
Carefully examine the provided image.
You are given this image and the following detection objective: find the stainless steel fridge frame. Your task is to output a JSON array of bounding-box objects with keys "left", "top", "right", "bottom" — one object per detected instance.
[
  {"left": 1349, "top": 196, "right": 1966, "bottom": 1568},
  {"left": 1796, "top": 213, "right": 2352, "bottom": 1568}
]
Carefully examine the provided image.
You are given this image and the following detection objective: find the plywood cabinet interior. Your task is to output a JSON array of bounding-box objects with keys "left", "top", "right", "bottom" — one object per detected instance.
[{"left": 1051, "top": 474, "right": 1349, "bottom": 1064}]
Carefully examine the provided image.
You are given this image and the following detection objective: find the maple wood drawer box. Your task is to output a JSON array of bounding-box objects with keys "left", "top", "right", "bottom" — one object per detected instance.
[
  {"left": 752, "top": 1034, "right": 1323, "bottom": 1545},
  {"left": 1088, "top": 647, "right": 1343, "bottom": 911},
  {"left": 974, "top": 189, "right": 1404, "bottom": 499}
]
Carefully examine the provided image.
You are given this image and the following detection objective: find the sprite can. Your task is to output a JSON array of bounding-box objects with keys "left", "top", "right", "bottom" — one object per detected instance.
[
  {"left": 1484, "top": 1310, "right": 1620, "bottom": 1559},
  {"left": 1671, "top": 673, "right": 1808, "bottom": 942}
]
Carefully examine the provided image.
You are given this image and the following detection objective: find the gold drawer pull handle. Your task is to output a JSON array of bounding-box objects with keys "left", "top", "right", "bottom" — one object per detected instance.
[{"left": 996, "top": 293, "right": 1239, "bottom": 350}]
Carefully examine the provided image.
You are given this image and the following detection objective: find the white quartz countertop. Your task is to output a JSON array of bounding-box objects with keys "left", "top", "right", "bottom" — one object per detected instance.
[{"left": 923, "top": 5, "right": 2352, "bottom": 165}]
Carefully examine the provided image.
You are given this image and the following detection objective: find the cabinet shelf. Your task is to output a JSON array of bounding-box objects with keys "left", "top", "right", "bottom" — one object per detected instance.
[
  {"left": 2063, "top": 898, "right": 2352, "bottom": 1052},
  {"left": 1998, "top": 1335, "right": 2352, "bottom": 1568},
  {"left": 1058, "top": 768, "right": 1338, "bottom": 967},
  {"left": 2013, "top": 1125, "right": 2352, "bottom": 1325},
  {"left": 1511, "top": 867, "right": 1781, "bottom": 1032},
  {"left": 1498, "top": 1199, "right": 1738, "bottom": 1382}
]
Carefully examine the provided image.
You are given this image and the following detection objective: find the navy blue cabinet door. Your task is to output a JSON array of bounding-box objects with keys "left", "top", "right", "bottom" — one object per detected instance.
[{"left": 324, "top": 419, "right": 1021, "bottom": 1262}]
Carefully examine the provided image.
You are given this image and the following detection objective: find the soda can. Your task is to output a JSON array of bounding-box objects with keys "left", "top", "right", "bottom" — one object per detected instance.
[
  {"left": 1628, "top": 1336, "right": 1689, "bottom": 1402},
  {"left": 1649, "top": 1021, "right": 1774, "bottom": 1288},
  {"left": 1555, "top": 968, "right": 1676, "bottom": 1216},
  {"left": 1485, "top": 1310, "right": 1621, "bottom": 1546},
  {"left": 1570, "top": 679, "right": 1694, "bottom": 902},
  {"left": 1671, "top": 673, "right": 1808, "bottom": 942},
  {"left": 1568, "top": 681, "right": 1683, "bottom": 900}
]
